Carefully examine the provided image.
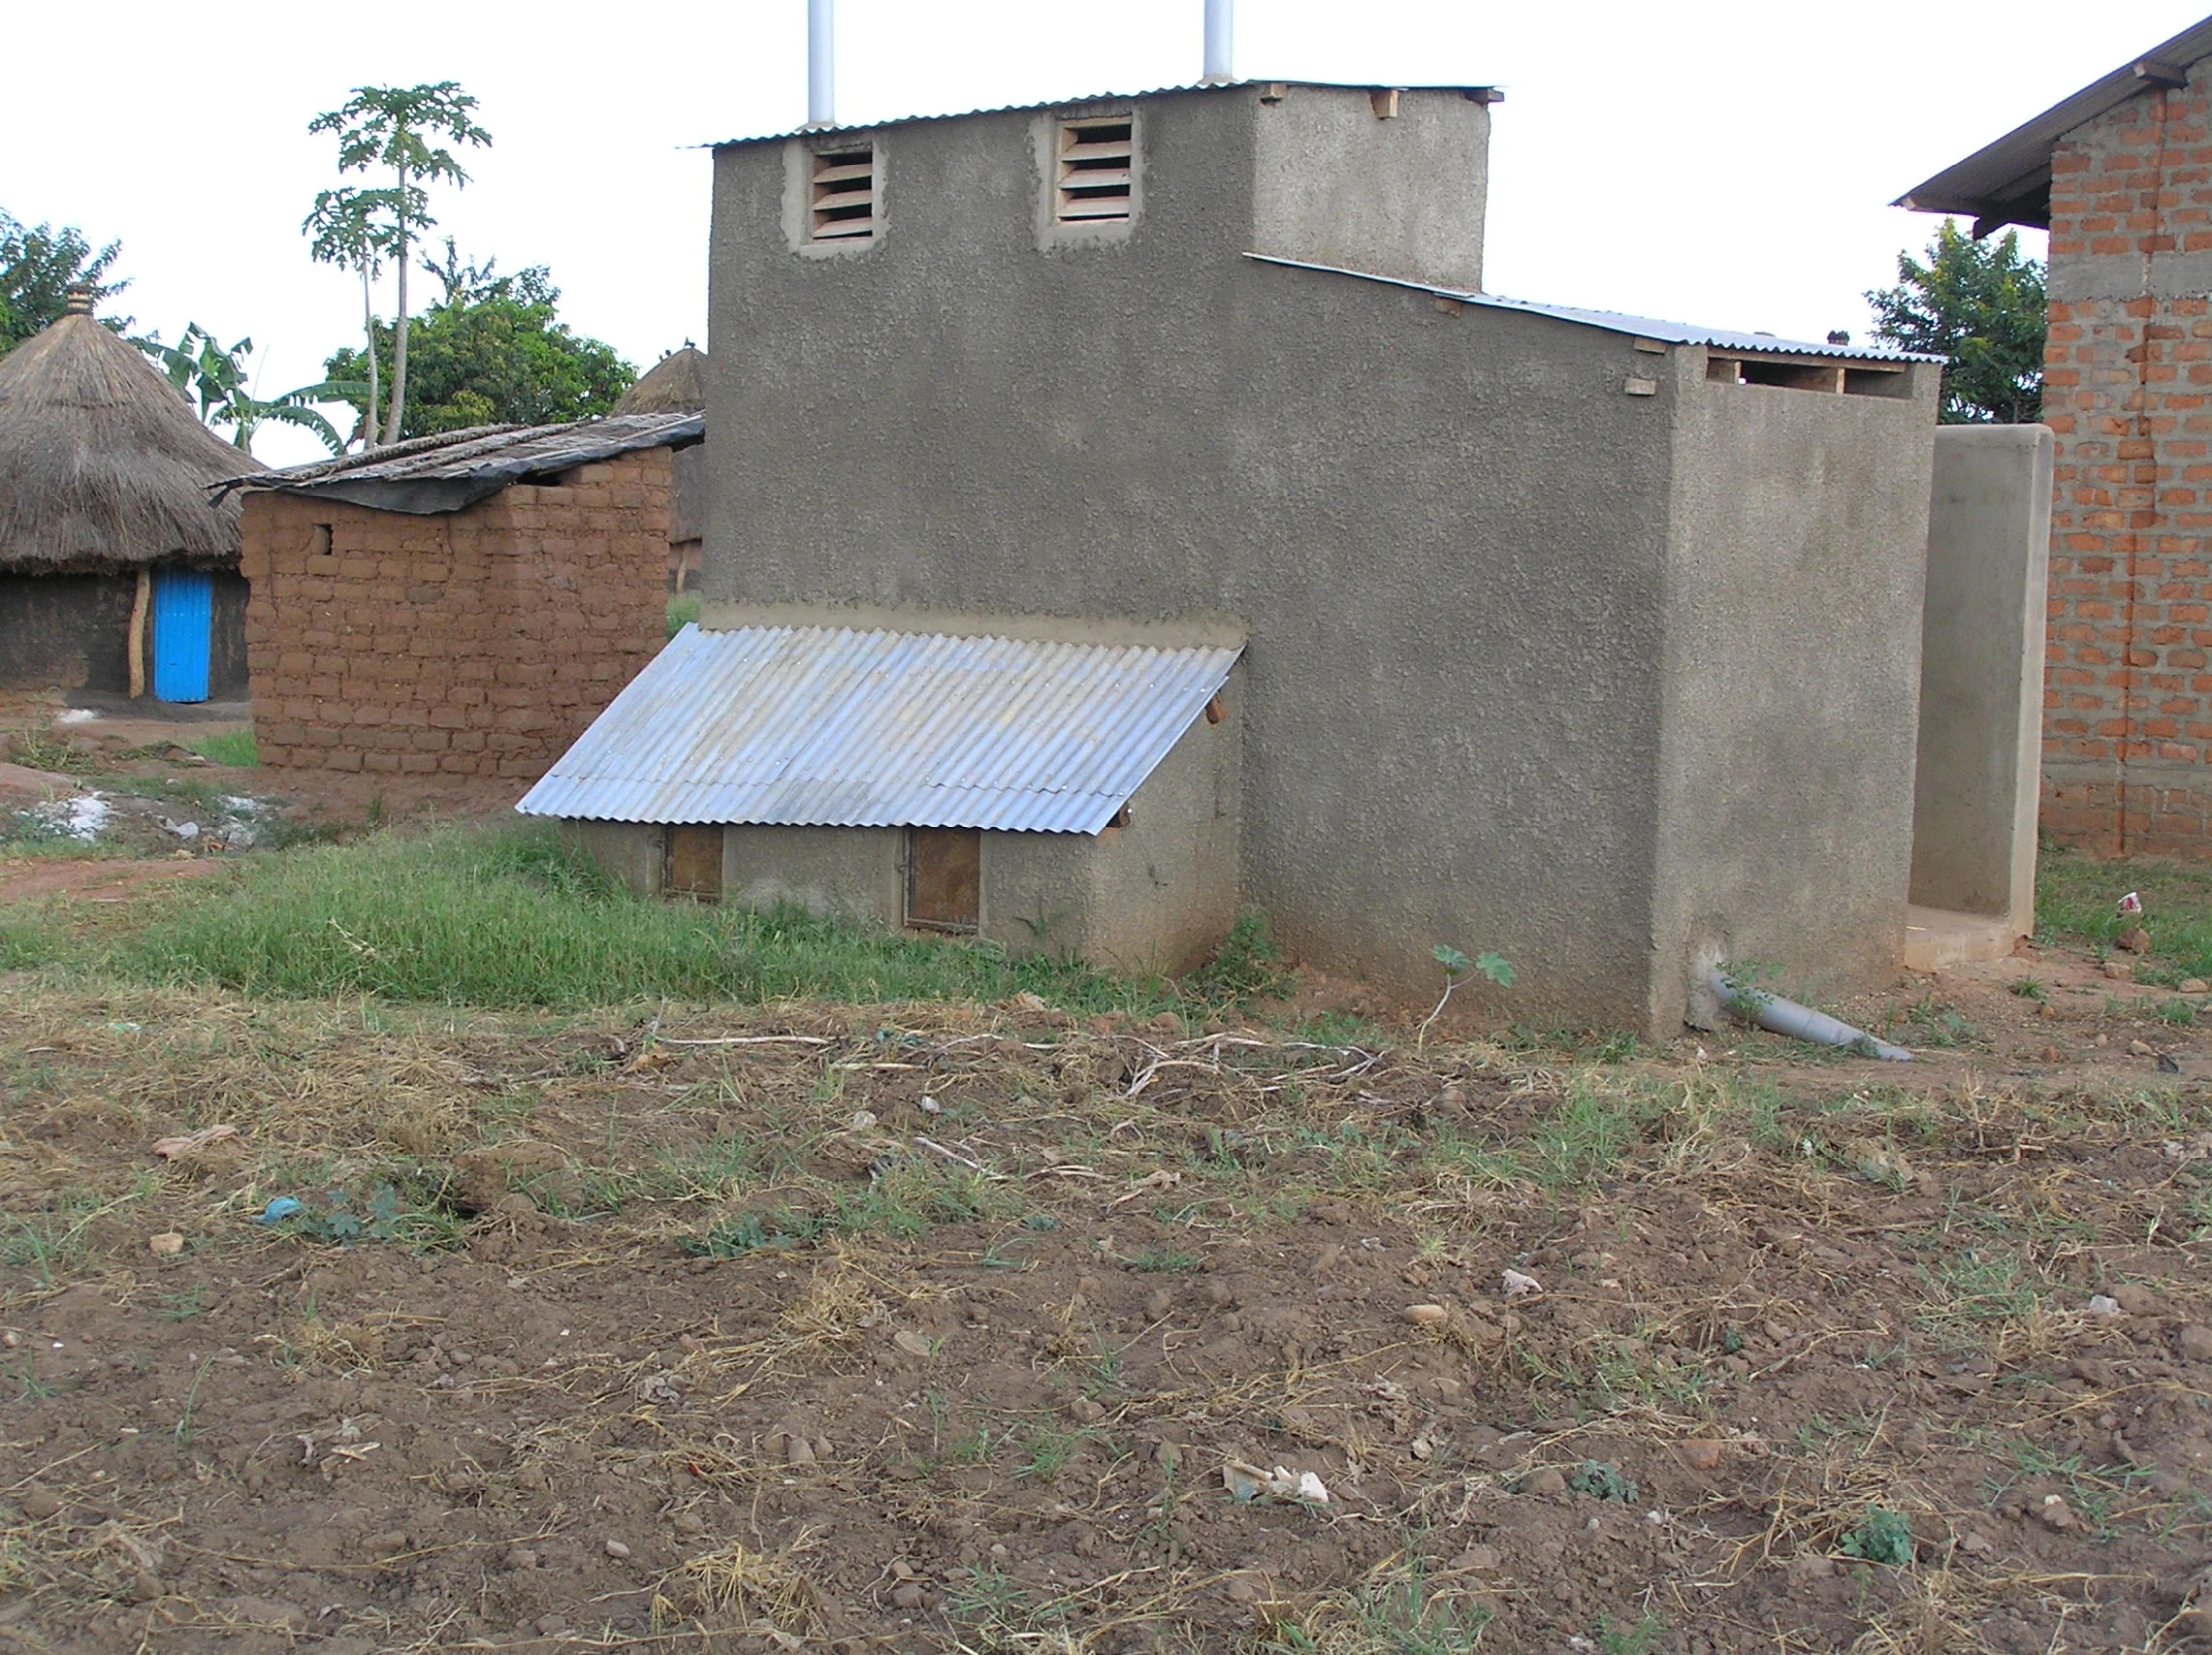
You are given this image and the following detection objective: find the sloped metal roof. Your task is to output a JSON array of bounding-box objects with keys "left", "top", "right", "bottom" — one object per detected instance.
[
  {"left": 517, "top": 624, "right": 1242, "bottom": 834},
  {"left": 1897, "top": 15, "right": 2212, "bottom": 232},
  {"left": 219, "top": 412, "right": 703, "bottom": 516},
  {"left": 707, "top": 79, "right": 1500, "bottom": 149},
  {"left": 1246, "top": 254, "right": 1938, "bottom": 362}
]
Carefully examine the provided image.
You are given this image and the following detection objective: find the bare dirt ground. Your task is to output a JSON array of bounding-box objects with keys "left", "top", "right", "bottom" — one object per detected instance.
[
  {"left": 1, "top": 689, "right": 525, "bottom": 853},
  {"left": 6, "top": 946, "right": 2212, "bottom": 1655}
]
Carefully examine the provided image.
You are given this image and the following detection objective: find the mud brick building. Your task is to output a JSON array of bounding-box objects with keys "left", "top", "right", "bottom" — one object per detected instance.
[
  {"left": 227, "top": 414, "right": 699, "bottom": 780},
  {"left": 1904, "top": 15, "right": 2212, "bottom": 854}
]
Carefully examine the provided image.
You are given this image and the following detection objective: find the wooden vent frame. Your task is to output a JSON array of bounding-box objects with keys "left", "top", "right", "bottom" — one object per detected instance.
[
  {"left": 1055, "top": 116, "right": 1134, "bottom": 224},
  {"left": 809, "top": 143, "right": 876, "bottom": 242}
]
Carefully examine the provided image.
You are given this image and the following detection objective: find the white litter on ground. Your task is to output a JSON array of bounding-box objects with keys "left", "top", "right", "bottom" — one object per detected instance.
[
  {"left": 23, "top": 793, "right": 110, "bottom": 842},
  {"left": 51, "top": 708, "right": 99, "bottom": 726}
]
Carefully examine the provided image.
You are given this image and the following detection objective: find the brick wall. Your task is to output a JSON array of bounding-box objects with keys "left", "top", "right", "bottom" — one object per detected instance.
[
  {"left": 2043, "top": 63, "right": 2212, "bottom": 854},
  {"left": 237, "top": 447, "right": 672, "bottom": 780}
]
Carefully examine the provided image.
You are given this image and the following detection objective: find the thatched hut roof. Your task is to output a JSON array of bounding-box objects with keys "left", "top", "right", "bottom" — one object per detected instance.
[
  {"left": 0, "top": 296, "right": 259, "bottom": 576},
  {"left": 612, "top": 345, "right": 707, "bottom": 416}
]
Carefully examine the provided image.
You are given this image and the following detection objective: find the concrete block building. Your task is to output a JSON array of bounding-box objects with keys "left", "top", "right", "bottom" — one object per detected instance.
[
  {"left": 230, "top": 414, "right": 697, "bottom": 780},
  {"left": 530, "top": 79, "right": 1942, "bottom": 1033},
  {"left": 1904, "top": 15, "right": 2212, "bottom": 855}
]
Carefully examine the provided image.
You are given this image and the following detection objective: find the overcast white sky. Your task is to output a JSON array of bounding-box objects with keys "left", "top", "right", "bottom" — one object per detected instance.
[{"left": 6, "top": 1, "right": 2203, "bottom": 465}]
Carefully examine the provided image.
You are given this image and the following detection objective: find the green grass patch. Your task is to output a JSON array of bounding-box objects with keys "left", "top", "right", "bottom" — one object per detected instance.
[
  {"left": 185, "top": 727, "right": 257, "bottom": 767},
  {"left": 0, "top": 913, "right": 61, "bottom": 970},
  {"left": 2039, "top": 847, "right": 2212, "bottom": 984},
  {"left": 104, "top": 824, "right": 1171, "bottom": 1012},
  {"left": 667, "top": 592, "right": 702, "bottom": 640}
]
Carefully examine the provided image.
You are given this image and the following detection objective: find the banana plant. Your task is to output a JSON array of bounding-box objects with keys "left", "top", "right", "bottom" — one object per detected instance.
[{"left": 133, "top": 324, "right": 362, "bottom": 457}]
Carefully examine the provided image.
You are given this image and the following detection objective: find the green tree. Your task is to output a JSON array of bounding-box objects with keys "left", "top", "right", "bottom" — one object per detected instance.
[
  {"left": 308, "top": 82, "right": 491, "bottom": 445},
  {"left": 1, "top": 212, "right": 127, "bottom": 352},
  {"left": 303, "top": 184, "right": 417, "bottom": 450},
  {"left": 322, "top": 243, "right": 634, "bottom": 438},
  {"left": 133, "top": 324, "right": 359, "bottom": 457},
  {"left": 1867, "top": 220, "right": 2046, "bottom": 424}
]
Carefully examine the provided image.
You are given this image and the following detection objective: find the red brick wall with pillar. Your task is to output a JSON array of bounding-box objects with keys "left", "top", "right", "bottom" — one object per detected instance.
[
  {"left": 236, "top": 447, "right": 672, "bottom": 780},
  {"left": 2042, "top": 61, "right": 2212, "bottom": 854}
]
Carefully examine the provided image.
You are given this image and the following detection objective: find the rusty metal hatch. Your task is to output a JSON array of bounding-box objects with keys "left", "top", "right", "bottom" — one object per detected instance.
[
  {"left": 906, "top": 828, "right": 980, "bottom": 933},
  {"left": 663, "top": 825, "right": 724, "bottom": 902}
]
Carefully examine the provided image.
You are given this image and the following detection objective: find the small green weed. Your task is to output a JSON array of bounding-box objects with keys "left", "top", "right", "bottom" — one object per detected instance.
[
  {"left": 1126, "top": 1246, "right": 1201, "bottom": 1274},
  {"left": 1839, "top": 1505, "right": 1914, "bottom": 1566},
  {"left": 1017, "top": 1425, "right": 1084, "bottom": 1480},
  {"left": 1264, "top": 1561, "right": 1493, "bottom": 1654},
  {"left": 1190, "top": 906, "right": 1292, "bottom": 1005},
  {"left": 681, "top": 1208, "right": 825, "bottom": 1258},
  {"left": 1567, "top": 1460, "right": 1640, "bottom": 1502},
  {"left": 1597, "top": 1613, "right": 1669, "bottom": 1655},
  {"left": 2008, "top": 976, "right": 2047, "bottom": 1002},
  {"left": 667, "top": 592, "right": 702, "bottom": 640}
]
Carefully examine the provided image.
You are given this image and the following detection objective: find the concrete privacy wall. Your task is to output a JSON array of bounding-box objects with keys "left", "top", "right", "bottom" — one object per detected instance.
[
  {"left": 565, "top": 708, "right": 1239, "bottom": 975},
  {"left": 2042, "top": 59, "right": 2212, "bottom": 853},
  {"left": 705, "top": 85, "right": 1938, "bottom": 1032},
  {"left": 1650, "top": 358, "right": 1938, "bottom": 1032},
  {"left": 1912, "top": 426, "right": 2054, "bottom": 931},
  {"left": 239, "top": 448, "right": 670, "bottom": 779}
]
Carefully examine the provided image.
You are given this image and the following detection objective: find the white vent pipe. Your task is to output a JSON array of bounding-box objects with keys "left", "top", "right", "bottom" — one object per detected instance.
[
  {"left": 1202, "top": 0, "right": 1234, "bottom": 83},
  {"left": 807, "top": 0, "right": 835, "bottom": 127}
]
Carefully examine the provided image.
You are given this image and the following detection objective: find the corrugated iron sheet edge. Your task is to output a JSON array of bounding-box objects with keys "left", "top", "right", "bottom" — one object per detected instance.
[{"left": 1245, "top": 253, "right": 1943, "bottom": 363}]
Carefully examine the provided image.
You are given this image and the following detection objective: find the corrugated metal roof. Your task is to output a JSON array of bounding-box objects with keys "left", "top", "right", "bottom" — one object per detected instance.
[
  {"left": 1246, "top": 254, "right": 1940, "bottom": 362},
  {"left": 1897, "top": 16, "right": 2212, "bottom": 232},
  {"left": 220, "top": 412, "right": 703, "bottom": 516},
  {"left": 517, "top": 624, "right": 1242, "bottom": 834},
  {"left": 706, "top": 78, "right": 1501, "bottom": 149}
]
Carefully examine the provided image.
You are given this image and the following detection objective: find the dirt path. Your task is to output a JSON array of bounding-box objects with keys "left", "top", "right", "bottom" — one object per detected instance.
[{"left": 0, "top": 856, "right": 225, "bottom": 908}]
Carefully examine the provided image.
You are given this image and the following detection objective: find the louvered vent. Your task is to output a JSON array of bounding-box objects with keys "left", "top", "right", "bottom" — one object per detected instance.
[
  {"left": 1056, "top": 117, "right": 1133, "bottom": 223},
  {"left": 809, "top": 144, "right": 876, "bottom": 241}
]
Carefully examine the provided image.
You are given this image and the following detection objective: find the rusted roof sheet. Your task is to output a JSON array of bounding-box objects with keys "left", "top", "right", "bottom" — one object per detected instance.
[
  {"left": 517, "top": 623, "right": 1242, "bottom": 835},
  {"left": 1246, "top": 254, "right": 1939, "bottom": 362},
  {"left": 219, "top": 412, "right": 703, "bottom": 516}
]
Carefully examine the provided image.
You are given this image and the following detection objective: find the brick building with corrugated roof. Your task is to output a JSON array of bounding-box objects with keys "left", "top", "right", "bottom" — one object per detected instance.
[{"left": 1903, "top": 14, "right": 2212, "bottom": 854}]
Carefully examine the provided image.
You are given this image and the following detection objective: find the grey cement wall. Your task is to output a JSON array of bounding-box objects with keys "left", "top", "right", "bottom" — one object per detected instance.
[
  {"left": 1250, "top": 88, "right": 1488, "bottom": 291},
  {"left": 561, "top": 708, "right": 1234, "bottom": 976},
  {"left": 703, "top": 85, "right": 1937, "bottom": 1033},
  {"left": 726, "top": 825, "right": 901, "bottom": 925},
  {"left": 1649, "top": 354, "right": 1941, "bottom": 1028},
  {"left": 987, "top": 687, "right": 1241, "bottom": 973},
  {"left": 565, "top": 819, "right": 662, "bottom": 896},
  {"left": 1909, "top": 424, "right": 2053, "bottom": 928}
]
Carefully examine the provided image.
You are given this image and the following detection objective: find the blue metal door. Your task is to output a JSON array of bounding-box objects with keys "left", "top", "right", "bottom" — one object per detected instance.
[{"left": 149, "top": 567, "right": 213, "bottom": 703}]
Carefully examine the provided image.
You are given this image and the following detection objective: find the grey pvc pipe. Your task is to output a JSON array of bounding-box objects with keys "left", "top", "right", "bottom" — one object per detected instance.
[
  {"left": 1203, "top": 0, "right": 1234, "bottom": 83},
  {"left": 1709, "top": 967, "right": 1911, "bottom": 1062},
  {"left": 808, "top": 0, "right": 835, "bottom": 127}
]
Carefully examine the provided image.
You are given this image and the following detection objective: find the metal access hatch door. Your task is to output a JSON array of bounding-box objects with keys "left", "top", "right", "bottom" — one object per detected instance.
[{"left": 149, "top": 567, "right": 213, "bottom": 703}]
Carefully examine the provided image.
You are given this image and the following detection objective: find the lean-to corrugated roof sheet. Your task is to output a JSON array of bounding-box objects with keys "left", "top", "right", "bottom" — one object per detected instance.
[
  {"left": 218, "top": 412, "right": 704, "bottom": 516},
  {"left": 1246, "top": 255, "right": 1939, "bottom": 362},
  {"left": 517, "top": 624, "right": 1242, "bottom": 835}
]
